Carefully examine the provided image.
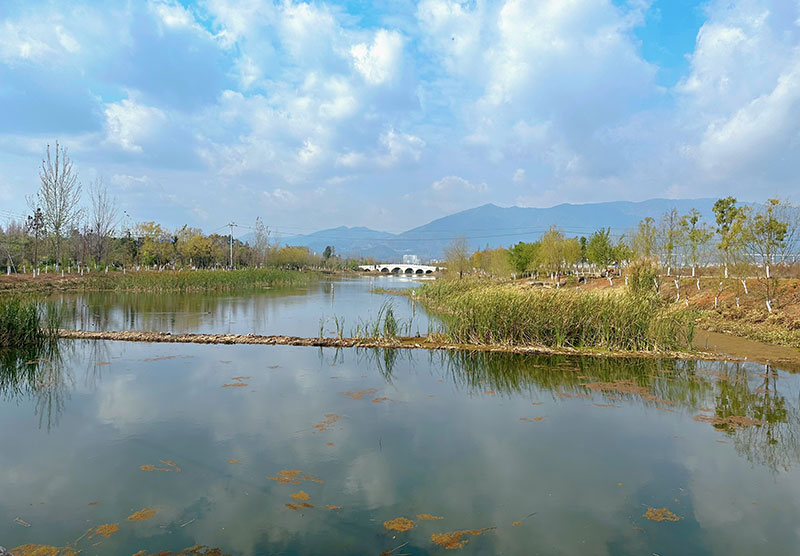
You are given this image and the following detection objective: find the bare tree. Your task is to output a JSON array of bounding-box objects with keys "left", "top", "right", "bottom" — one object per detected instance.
[
  {"left": 33, "top": 141, "right": 83, "bottom": 264},
  {"left": 253, "top": 217, "right": 271, "bottom": 265},
  {"left": 88, "top": 177, "right": 118, "bottom": 263},
  {"left": 444, "top": 236, "right": 470, "bottom": 279}
]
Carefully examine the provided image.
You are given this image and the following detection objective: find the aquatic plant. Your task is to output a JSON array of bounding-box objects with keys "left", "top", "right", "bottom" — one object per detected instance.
[
  {"left": 414, "top": 279, "right": 693, "bottom": 352},
  {"left": 0, "top": 296, "right": 62, "bottom": 348},
  {"left": 81, "top": 268, "right": 312, "bottom": 293}
]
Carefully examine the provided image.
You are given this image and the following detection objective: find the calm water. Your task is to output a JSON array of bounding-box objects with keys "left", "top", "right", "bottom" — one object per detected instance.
[
  {"left": 2, "top": 278, "right": 800, "bottom": 555},
  {"left": 51, "top": 275, "right": 431, "bottom": 337}
]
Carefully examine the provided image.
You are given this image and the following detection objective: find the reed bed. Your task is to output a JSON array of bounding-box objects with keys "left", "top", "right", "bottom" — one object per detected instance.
[
  {"left": 83, "top": 268, "right": 313, "bottom": 293},
  {"left": 0, "top": 296, "right": 62, "bottom": 348},
  {"left": 415, "top": 279, "right": 693, "bottom": 352}
]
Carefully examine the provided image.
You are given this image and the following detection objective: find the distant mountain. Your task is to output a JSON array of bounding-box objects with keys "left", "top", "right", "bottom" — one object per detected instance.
[{"left": 278, "top": 198, "right": 720, "bottom": 261}]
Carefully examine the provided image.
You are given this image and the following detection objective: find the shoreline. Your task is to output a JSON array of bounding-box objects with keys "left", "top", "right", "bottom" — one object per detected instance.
[{"left": 57, "top": 329, "right": 797, "bottom": 368}]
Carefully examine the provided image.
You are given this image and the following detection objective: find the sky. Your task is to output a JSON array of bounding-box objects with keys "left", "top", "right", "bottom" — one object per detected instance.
[{"left": 0, "top": 0, "right": 799, "bottom": 236}]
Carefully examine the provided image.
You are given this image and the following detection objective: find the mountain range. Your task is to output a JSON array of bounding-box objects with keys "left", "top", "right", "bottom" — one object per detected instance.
[{"left": 274, "top": 198, "right": 720, "bottom": 262}]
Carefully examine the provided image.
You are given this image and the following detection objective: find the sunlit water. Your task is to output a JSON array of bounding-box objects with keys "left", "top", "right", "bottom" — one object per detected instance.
[{"left": 2, "top": 278, "right": 800, "bottom": 555}]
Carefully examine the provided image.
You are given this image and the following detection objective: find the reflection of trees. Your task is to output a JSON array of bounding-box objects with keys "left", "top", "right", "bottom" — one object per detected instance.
[
  {"left": 0, "top": 342, "right": 72, "bottom": 432},
  {"left": 712, "top": 363, "right": 800, "bottom": 472},
  {"left": 366, "top": 348, "right": 800, "bottom": 472}
]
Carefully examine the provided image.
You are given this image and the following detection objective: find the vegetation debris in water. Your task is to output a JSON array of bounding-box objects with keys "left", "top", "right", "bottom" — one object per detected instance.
[
  {"left": 88, "top": 501, "right": 100, "bottom": 506},
  {"left": 430, "top": 528, "right": 492, "bottom": 550},
  {"left": 520, "top": 417, "right": 545, "bottom": 422},
  {"left": 512, "top": 521, "right": 522, "bottom": 526},
  {"left": 127, "top": 507, "right": 157, "bottom": 521},
  {"left": 268, "top": 469, "right": 322, "bottom": 484},
  {"left": 341, "top": 388, "right": 378, "bottom": 399},
  {"left": 643, "top": 507, "right": 682, "bottom": 522},
  {"left": 285, "top": 502, "right": 314, "bottom": 510},
  {"left": 133, "top": 545, "right": 229, "bottom": 555},
  {"left": 693, "top": 413, "right": 766, "bottom": 430},
  {"left": 222, "top": 382, "right": 248, "bottom": 388},
  {"left": 325, "top": 505, "right": 342, "bottom": 510},
  {"left": 372, "top": 397, "right": 390, "bottom": 403},
  {"left": 140, "top": 460, "right": 181, "bottom": 472},
  {"left": 228, "top": 459, "right": 240, "bottom": 463},
  {"left": 290, "top": 490, "right": 310, "bottom": 501},
  {"left": 312, "top": 413, "right": 341, "bottom": 433},
  {"left": 384, "top": 517, "right": 415, "bottom": 532},
  {"left": 417, "top": 514, "right": 444, "bottom": 520},
  {"left": 90, "top": 523, "right": 120, "bottom": 538},
  {"left": 10, "top": 546, "right": 76, "bottom": 556}
]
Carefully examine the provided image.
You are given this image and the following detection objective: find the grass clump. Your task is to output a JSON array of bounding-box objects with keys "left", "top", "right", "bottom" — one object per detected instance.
[
  {"left": 0, "top": 296, "right": 62, "bottom": 348},
  {"left": 83, "top": 268, "right": 312, "bottom": 293},
  {"left": 415, "top": 279, "right": 693, "bottom": 352}
]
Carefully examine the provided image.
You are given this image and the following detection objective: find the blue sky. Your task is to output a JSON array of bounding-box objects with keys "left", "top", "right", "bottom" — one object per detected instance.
[{"left": 1, "top": 0, "right": 798, "bottom": 235}]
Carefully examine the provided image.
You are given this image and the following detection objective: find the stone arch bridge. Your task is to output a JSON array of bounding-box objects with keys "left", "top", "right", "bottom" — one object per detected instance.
[{"left": 358, "top": 263, "right": 442, "bottom": 275}]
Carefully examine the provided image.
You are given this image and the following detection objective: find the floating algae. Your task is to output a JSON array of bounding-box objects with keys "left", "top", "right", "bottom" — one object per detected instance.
[
  {"left": 372, "top": 397, "right": 390, "bottom": 403},
  {"left": 290, "top": 491, "right": 310, "bottom": 501},
  {"left": 512, "top": 521, "right": 522, "bottom": 526},
  {"left": 268, "top": 469, "right": 322, "bottom": 485},
  {"left": 643, "top": 507, "right": 682, "bottom": 522},
  {"left": 222, "top": 383, "right": 248, "bottom": 388},
  {"left": 430, "top": 528, "right": 492, "bottom": 550},
  {"left": 312, "top": 414, "right": 341, "bottom": 433},
  {"left": 326, "top": 442, "right": 335, "bottom": 446},
  {"left": 10, "top": 546, "right": 66, "bottom": 556},
  {"left": 341, "top": 389, "right": 379, "bottom": 399},
  {"left": 417, "top": 514, "right": 444, "bottom": 520},
  {"left": 228, "top": 459, "right": 240, "bottom": 463},
  {"left": 325, "top": 505, "right": 342, "bottom": 510},
  {"left": 127, "top": 507, "right": 157, "bottom": 521},
  {"left": 285, "top": 502, "right": 314, "bottom": 510},
  {"left": 141, "top": 460, "right": 181, "bottom": 472},
  {"left": 90, "top": 523, "right": 119, "bottom": 538},
  {"left": 88, "top": 501, "right": 100, "bottom": 506},
  {"left": 519, "top": 417, "right": 545, "bottom": 422},
  {"left": 384, "top": 517, "right": 415, "bottom": 532},
  {"left": 133, "top": 546, "right": 228, "bottom": 556}
]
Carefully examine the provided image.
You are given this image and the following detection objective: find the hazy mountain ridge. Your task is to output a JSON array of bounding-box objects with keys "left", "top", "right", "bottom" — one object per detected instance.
[{"left": 280, "top": 198, "right": 720, "bottom": 261}]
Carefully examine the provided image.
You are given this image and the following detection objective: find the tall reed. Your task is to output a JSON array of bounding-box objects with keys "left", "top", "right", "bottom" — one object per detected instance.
[
  {"left": 83, "top": 268, "right": 312, "bottom": 293},
  {"left": 415, "top": 279, "right": 693, "bottom": 352},
  {"left": 0, "top": 296, "right": 62, "bottom": 348}
]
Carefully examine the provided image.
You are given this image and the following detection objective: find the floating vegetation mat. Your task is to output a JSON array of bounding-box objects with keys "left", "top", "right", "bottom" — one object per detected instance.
[
  {"left": 10, "top": 546, "right": 76, "bottom": 556},
  {"left": 693, "top": 413, "right": 766, "bottom": 430},
  {"left": 127, "top": 507, "right": 157, "bottom": 521},
  {"left": 430, "top": 528, "right": 493, "bottom": 550},
  {"left": 417, "top": 514, "right": 444, "bottom": 520},
  {"left": 132, "top": 545, "right": 228, "bottom": 556},
  {"left": 268, "top": 469, "right": 322, "bottom": 484},
  {"left": 341, "top": 389, "right": 378, "bottom": 399},
  {"left": 312, "top": 413, "right": 340, "bottom": 433},
  {"left": 290, "top": 491, "right": 310, "bottom": 501},
  {"left": 141, "top": 460, "right": 181, "bottom": 472},
  {"left": 285, "top": 502, "right": 314, "bottom": 511},
  {"left": 520, "top": 417, "right": 545, "bottom": 422},
  {"left": 324, "top": 505, "right": 342, "bottom": 510},
  {"left": 643, "top": 507, "right": 682, "bottom": 522},
  {"left": 90, "top": 523, "right": 119, "bottom": 538},
  {"left": 384, "top": 517, "right": 415, "bottom": 532}
]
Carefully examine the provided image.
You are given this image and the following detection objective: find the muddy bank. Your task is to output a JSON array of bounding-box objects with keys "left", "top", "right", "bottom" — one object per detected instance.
[
  {"left": 59, "top": 329, "right": 729, "bottom": 362},
  {"left": 693, "top": 329, "right": 800, "bottom": 372}
]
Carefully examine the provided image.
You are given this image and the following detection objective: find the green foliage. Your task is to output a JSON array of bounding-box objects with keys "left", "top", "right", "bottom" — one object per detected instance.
[
  {"left": 0, "top": 296, "right": 62, "bottom": 348},
  {"left": 415, "top": 279, "right": 692, "bottom": 351},
  {"left": 586, "top": 228, "right": 614, "bottom": 266},
  {"left": 632, "top": 217, "right": 658, "bottom": 258},
  {"left": 683, "top": 208, "right": 713, "bottom": 268},
  {"left": 508, "top": 241, "right": 539, "bottom": 275},
  {"left": 625, "top": 258, "right": 661, "bottom": 298},
  {"left": 713, "top": 197, "right": 747, "bottom": 267}
]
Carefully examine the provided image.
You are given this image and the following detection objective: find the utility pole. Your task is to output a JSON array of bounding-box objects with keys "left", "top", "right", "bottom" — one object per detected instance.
[{"left": 228, "top": 222, "right": 235, "bottom": 269}]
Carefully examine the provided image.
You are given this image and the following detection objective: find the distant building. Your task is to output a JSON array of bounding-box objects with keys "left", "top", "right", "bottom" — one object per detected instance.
[{"left": 402, "top": 254, "right": 420, "bottom": 264}]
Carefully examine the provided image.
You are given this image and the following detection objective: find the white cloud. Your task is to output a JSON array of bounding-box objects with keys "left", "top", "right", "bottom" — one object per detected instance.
[
  {"left": 513, "top": 168, "right": 525, "bottom": 183},
  {"left": 350, "top": 29, "right": 404, "bottom": 85},
  {"left": 104, "top": 98, "right": 167, "bottom": 153},
  {"left": 431, "top": 175, "right": 488, "bottom": 194}
]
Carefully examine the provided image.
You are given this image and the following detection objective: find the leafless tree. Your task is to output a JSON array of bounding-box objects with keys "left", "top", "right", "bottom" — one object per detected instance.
[
  {"left": 32, "top": 141, "right": 83, "bottom": 264},
  {"left": 88, "top": 177, "right": 118, "bottom": 263}
]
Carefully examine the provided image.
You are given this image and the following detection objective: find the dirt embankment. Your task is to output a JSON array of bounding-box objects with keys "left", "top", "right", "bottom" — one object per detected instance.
[{"left": 59, "top": 329, "right": 744, "bottom": 363}]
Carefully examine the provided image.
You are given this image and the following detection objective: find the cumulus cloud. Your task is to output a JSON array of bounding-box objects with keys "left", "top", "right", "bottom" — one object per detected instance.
[{"left": 0, "top": 0, "right": 799, "bottom": 232}]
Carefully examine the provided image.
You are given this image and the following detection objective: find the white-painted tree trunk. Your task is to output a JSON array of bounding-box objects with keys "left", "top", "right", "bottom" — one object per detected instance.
[{"left": 741, "top": 279, "right": 748, "bottom": 295}]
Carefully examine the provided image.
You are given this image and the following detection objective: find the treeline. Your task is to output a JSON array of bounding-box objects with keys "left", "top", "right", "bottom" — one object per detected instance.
[
  {"left": 0, "top": 142, "right": 368, "bottom": 272},
  {"left": 454, "top": 198, "right": 799, "bottom": 279}
]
